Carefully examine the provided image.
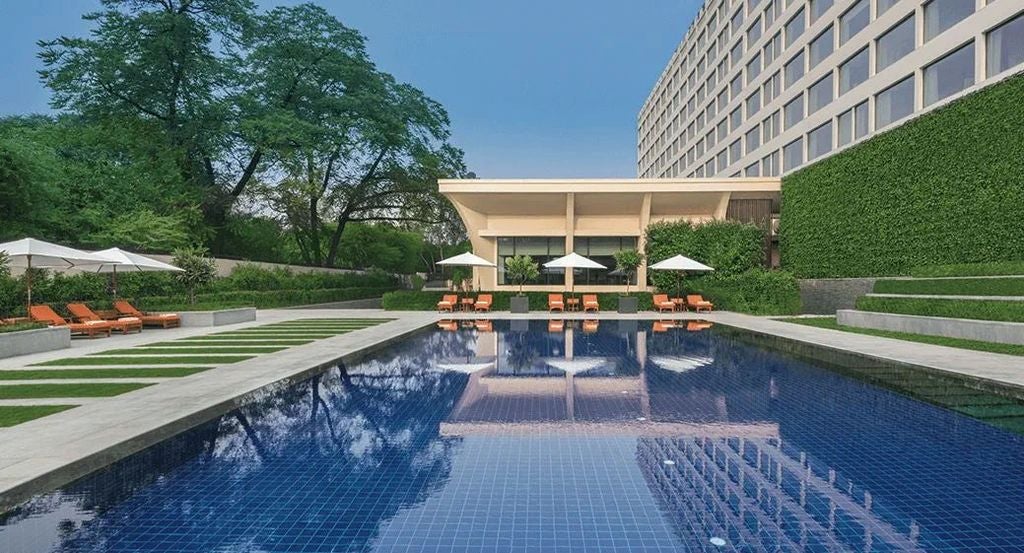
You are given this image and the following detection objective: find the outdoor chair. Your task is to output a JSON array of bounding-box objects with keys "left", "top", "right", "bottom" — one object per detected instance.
[
  {"left": 437, "top": 294, "right": 458, "bottom": 312},
  {"left": 548, "top": 294, "right": 565, "bottom": 312},
  {"left": 686, "top": 294, "right": 714, "bottom": 312},
  {"left": 474, "top": 294, "right": 492, "bottom": 312},
  {"left": 652, "top": 294, "right": 676, "bottom": 313},
  {"left": 30, "top": 305, "right": 112, "bottom": 338},
  {"left": 113, "top": 300, "right": 181, "bottom": 328},
  {"left": 67, "top": 303, "right": 142, "bottom": 334},
  {"left": 582, "top": 294, "right": 600, "bottom": 312}
]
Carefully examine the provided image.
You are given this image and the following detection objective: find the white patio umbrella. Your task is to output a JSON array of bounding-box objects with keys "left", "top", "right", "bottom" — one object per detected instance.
[
  {"left": 0, "top": 238, "right": 111, "bottom": 312},
  {"left": 543, "top": 252, "right": 606, "bottom": 296},
  {"left": 648, "top": 254, "right": 715, "bottom": 298},
  {"left": 437, "top": 252, "right": 496, "bottom": 292},
  {"left": 84, "top": 248, "right": 184, "bottom": 298}
]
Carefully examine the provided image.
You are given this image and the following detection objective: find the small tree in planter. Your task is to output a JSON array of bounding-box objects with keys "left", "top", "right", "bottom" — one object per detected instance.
[
  {"left": 612, "top": 249, "right": 645, "bottom": 313},
  {"left": 504, "top": 255, "right": 539, "bottom": 312},
  {"left": 173, "top": 247, "right": 217, "bottom": 305}
]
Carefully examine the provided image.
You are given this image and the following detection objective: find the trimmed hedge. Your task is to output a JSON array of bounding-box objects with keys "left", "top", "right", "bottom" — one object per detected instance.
[
  {"left": 873, "top": 277, "right": 1024, "bottom": 296},
  {"left": 382, "top": 291, "right": 655, "bottom": 312},
  {"left": 910, "top": 261, "right": 1024, "bottom": 278},
  {"left": 0, "top": 322, "right": 46, "bottom": 334},
  {"left": 856, "top": 296, "right": 1024, "bottom": 323},
  {"left": 137, "top": 287, "right": 394, "bottom": 311},
  {"left": 780, "top": 73, "right": 1024, "bottom": 278},
  {"left": 645, "top": 220, "right": 764, "bottom": 285}
]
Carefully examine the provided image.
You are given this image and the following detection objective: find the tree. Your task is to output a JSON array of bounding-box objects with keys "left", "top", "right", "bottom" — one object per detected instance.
[
  {"left": 613, "top": 249, "right": 645, "bottom": 295},
  {"left": 173, "top": 246, "right": 216, "bottom": 304},
  {"left": 504, "top": 255, "right": 539, "bottom": 296}
]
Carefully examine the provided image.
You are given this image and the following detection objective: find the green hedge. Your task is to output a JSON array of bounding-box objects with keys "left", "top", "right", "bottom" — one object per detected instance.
[
  {"left": 137, "top": 287, "right": 394, "bottom": 311},
  {"left": 382, "top": 291, "right": 655, "bottom": 312},
  {"left": 685, "top": 269, "right": 801, "bottom": 315},
  {"left": 874, "top": 277, "right": 1024, "bottom": 296},
  {"left": 910, "top": 261, "right": 1024, "bottom": 278},
  {"left": 780, "top": 73, "right": 1024, "bottom": 278},
  {"left": 645, "top": 220, "right": 764, "bottom": 286},
  {"left": 0, "top": 322, "right": 46, "bottom": 334},
  {"left": 856, "top": 296, "right": 1024, "bottom": 323}
]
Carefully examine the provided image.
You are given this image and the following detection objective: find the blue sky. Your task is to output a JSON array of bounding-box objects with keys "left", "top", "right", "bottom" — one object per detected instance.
[{"left": 0, "top": 1, "right": 701, "bottom": 178}]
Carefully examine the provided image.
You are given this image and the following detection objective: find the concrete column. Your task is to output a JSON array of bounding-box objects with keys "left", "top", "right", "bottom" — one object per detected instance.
[
  {"left": 637, "top": 192, "right": 652, "bottom": 290},
  {"left": 565, "top": 193, "right": 575, "bottom": 290}
]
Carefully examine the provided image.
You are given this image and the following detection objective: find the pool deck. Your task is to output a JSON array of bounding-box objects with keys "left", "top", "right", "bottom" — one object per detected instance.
[{"left": 1, "top": 308, "right": 1022, "bottom": 512}]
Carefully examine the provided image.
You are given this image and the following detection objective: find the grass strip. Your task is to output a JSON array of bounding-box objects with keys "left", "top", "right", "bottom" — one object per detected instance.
[
  {"left": 0, "top": 405, "right": 76, "bottom": 427},
  {"left": 0, "top": 368, "right": 210, "bottom": 380},
  {"left": 212, "top": 332, "right": 344, "bottom": 337},
  {"left": 874, "top": 277, "right": 1024, "bottom": 296},
  {"left": 33, "top": 355, "right": 254, "bottom": 366},
  {"left": 159, "top": 340, "right": 314, "bottom": 346},
  {"left": 93, "top": 346, "right": 289, "bottom": 355},
  {"left": 0, "top": 383, "right": 152, "bottom": 399},
  {"left": 911, "top": 261, "right": 1024, "bottom": 278},
  {"left": 778, "top": 317, "right": 1024, "bottom": 356},
  {"left": 855, "top": 296, "right": 1024, "bottom": 323}
]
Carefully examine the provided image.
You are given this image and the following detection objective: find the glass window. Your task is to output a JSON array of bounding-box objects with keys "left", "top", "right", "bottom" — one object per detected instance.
[
  {"left": 706, "top": 127, "right": 717, "bottom": 149},
  {"left": 875, "top": 76, "right": 915, "bottom": 128},
  {"left": 762, "top": 109, "right": 780, "bottom": 141},
  {"left": 808, "top": 72, "right": 833, "bottom": 113},
  {"left": 877, "top": 16, "right": 916, "bottom": 71},
  {"left": 718, "top": 89, "right": 730, "bottom": 110},
  {"left": 717, "top": 149, "right": 728, "bottom": 172},
  {"left": 854, "top": 100, "right": 869, "bottom": 139},
  {"left": 987, "top": 12, "right": 1024, "bottom": 77},
  {"left": 877, "top": 0, "right": 899, "bottom": 16},
  {"left": 764, "top": 31, "right": 782, "bottom": 64},
  {"left": 763, "top": 71, "right": 781, "bottom": 103},
  {"left": 717, "top": 119, "right": 729, "bottom": 141},
  {"left": 498, "top": 237, "right": 565, "bottom": 285},
  {"left": 764, "top": 0, "right": 779, "bottom": 27},
  {"left": 745, "top": 162, "right": 760, "bottom": 176},
  {"left": 924, "top": 0, "right": 975, "bottom": 41},
  {"left": 747, "top": 52, "right": 763, "bottom": 83},
  {"left": 785, "top": 8, "right": 806, "bottom": 48},
  {"left": 746, "top": 126, "right": 761, "bottom": 151},
  {"left": 696, "top": 137, "right": 705, "bottom": 157},
  {"left": 810, "top": 0, "right": 834, "bottom": 23},
  {"left": 731, "top": 74, "right": 743, "bottom": 97},
  {"left": 809, "top": 26, "right": 835, "bottom": 68},
  {"left": 732, "top": 8, "right": 745, "bottom": 33},
  {"left": 839, "top": 47, "right": 869, "bottom": 94},
  {"left": 748, "top": 16, "right": 763, "bottom": 44},
  {"left": 731, "top": 40, "right": 745, "bottom": 65},
  {"left": 574, "top": 237, "right": 638, "bottom": 285},
  {"left": 761, "top": 150, "right": 779, "bottom": 176},
  {"left": 746, "top": 88, "right": 762, "bottom": 116},
  {"left": 707, "top": 101, "right": 717, "bottom": 120},
  {"left": 784, "top": 93, "right": 804, "bottom": 128},
  {"left": 924, "top": 42, "right": 975, "bottom": 106},
  {"left": 837, "top": 109, "right": 853, "bottom": 147},
  {"left": 730, "top": 139, "right": 742, "bottom": 162},
  {"left": 730, "top": 106, "right": 743, "bottom": 131},
  {"left": 783, "top": 137, "right": 804, "bottom": 171},
  {"left": 840, "top": 0, "right": 870, "bottom": 45},
  {"left": 808, "top": 121, "right": 833, "bottom": 160},
  {"left": 785, "top": 50, "right": 806, "bottom": 87}
]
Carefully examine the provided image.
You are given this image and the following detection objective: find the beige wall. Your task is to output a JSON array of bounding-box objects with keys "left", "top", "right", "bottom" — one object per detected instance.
[{"left": 440, "top": 178, "right": 780, "bottom": 293}]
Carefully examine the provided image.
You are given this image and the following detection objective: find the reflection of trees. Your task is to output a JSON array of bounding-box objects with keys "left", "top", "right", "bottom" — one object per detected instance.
[{"left": 5, "top": 332, "right": 471, "bottom": 553}]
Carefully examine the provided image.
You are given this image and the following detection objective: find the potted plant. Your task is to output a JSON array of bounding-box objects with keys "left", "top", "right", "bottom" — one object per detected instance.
[
  {"left": 613, "top": 249, "right": 644, "bottom": 313},
  {"left": 504, "top": 254, "right": 539, "bottom": 313}
]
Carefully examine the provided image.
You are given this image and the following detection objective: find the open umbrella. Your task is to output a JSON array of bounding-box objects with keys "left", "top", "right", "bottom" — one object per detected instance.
[
  {"left": 84, "top": 248, "right": 184, "bottom": 298},
  {"left": 0, "top": 238, "right": 111, "bottom": 313},
  {"left": 437, "top": 252, "right": 495, "bottom": 293},
  {"left": 648, "top": 254, "right": 714, "bottom": 298},
  {"left": 543, "top": 252, "right": 606, "bottom": 297}
]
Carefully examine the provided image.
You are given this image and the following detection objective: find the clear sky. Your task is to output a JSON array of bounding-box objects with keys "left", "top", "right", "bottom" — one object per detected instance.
[{"left": 0, "top": 1, "right": 701, "bottom": 178}]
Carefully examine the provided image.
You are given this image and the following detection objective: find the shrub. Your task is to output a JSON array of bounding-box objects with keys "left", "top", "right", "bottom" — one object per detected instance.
[
  {"left": 0, "top": 322, "right": 46, "bottom": 333},
  {"left": 504, "top": 255, "right": 539, "bottom": 295},
  {"left": 645, "top": 220, "right": 764, "bottom": 292},
  {"left": 780, "top": 72, "right": 1024, "bottom": 278},
  {"left": 873, "top": 277, "right": 1024, "bottom": 296},
  {"left": 172, "top": 247, "right": 217, "bottom": 304},
  {"left": 910, "top": 261, "right": 1024, "bottom": 278},
  {"left": 613, "top": 249, "right": 644, "bottom": 294},
  {"left": 682, "top": 269, "right": 801, "bottom": 315},
  {"left": 856, "top": 296, "right": 1024, "bottom": 323},
  {"left": 137, "top": 287, "right": 393, "bottom": 311}
]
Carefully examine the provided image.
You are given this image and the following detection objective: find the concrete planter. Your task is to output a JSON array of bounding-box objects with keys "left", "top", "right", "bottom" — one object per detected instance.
[
  {"left": 837, "top": 309, "right": 1024, "bottom": 346},
  {"left": 617, "top": 297, "right": 639, "bottom": 314},
  {"left": 0, "top": 326, "right": 70, "bottom": 359},
  {"left": 509, "top": 296, "right": 530, "bottom": 314},
  {"left": 178, "top": 307, "right": 257, "bottom": 327}
]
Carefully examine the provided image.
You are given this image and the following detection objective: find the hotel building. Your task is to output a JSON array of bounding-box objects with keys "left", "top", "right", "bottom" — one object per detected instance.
[{"left": 637, "top": 0, "right": 1024, "bottom": 178}]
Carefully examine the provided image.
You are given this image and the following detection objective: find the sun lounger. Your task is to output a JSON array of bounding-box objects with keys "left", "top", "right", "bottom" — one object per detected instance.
[
  {"left": 548, "top": 294, "right": 565, "bottom": 312},
  {"left": 686, "top": 294, "right": 714, "bottom": 312},
  {"left": 113, "top": 300, "right": 181, "bottom": 328},
  {"left": 582, "top": 294, "right": 599, "bottom": 313},
  {"left": 30, "top": 305, "right": 112, "bottom": 338},
  {"left": 437, "top": 294, "right": 457, "bottom": 312},
  {"left": 67, "top": 303, "right": 142, "bottom": 334},
  {"left": 652, "top": 294, "right": 676, "bottom": 313},
  {"left": 474, "top": 294, "right": 492, "bottom": 312}
]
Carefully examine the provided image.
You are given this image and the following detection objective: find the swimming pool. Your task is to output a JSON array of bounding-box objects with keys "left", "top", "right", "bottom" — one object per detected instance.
[{"left": 2, "top": 319, "right": 1023, "bottom": 552}]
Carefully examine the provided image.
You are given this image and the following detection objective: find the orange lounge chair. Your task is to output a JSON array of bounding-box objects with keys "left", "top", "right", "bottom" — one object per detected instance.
[
  {"left": 652, "top": 294, "right": 676, "bottom": 313},
  {"left": 548, "top": 294, "right": 565, "bottom": 312},
  {"left": 582, "top": 294, "right": 599, "bottom": 313},
  {"left": 67, "top": 303, "right": 142, "bottom": 334},
  {"left": 437, "top": 294, "right": 458, "bottom": 312},
  {"left": 686, "top": 294, "right": 714, "bottom": 312},
  {"left": 30, "top": 305, "right": 111, "bottom": 338},
  {"left": 474, "top": 294, "right": 492, "bottom": 312},
  {"left": 113, "top": 300, "right": 181, "bottom": 328}
]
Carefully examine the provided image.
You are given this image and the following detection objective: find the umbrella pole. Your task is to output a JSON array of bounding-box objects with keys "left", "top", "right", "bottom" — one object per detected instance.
[
  {"left": 112, "top": 266, "right": 118, "bottom": 299},
  {"left": 25, "top": 254, "right": 32, "bottom": 316}
]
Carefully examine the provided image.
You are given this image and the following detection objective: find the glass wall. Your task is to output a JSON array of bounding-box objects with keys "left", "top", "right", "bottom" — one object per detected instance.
[
  {"left": 987, "top": 13, "right": 1024, "bottom": 77},
  {"left": 498, "top": 237, "right": 565, "bottom": 286},
  {"left": 923, "top": 42, "right": 975, "bottom": 106},
  {"left": 573, "top": 237, "right": 639, "bottom": 286}
]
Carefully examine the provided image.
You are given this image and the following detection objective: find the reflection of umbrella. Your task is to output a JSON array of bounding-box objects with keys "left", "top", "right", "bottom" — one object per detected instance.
[
  {"left": 0, "top": 238, "right": 111, "bottom": 313},
  {"left": 544, "top": 357, "right": 609, "bottom": 374},
  {"left": 84, "top": 248, "right": 184, "bottom": 298},
  {"left": 544, "top": 252, "right": 606, "bottom": 295},
  {"left": 435, "top": 361, "right": 495, "bottom": 374},
  {"left": 650, "top": 354, "right": 714, "bottom": 373},
  {"left": 648, "top": 255, "right": 714, "bottom": 298},
  {"left": 437, "top": 252, "right": 495, "bottom": 292}
]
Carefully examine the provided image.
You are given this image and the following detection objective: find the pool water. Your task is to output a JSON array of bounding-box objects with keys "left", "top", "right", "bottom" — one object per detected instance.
[{"left": 2, "top": 319, "right": 1024, "bottom": 552}]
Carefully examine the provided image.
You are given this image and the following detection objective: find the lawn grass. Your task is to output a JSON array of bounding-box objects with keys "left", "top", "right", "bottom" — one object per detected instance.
[
  {"left": 874, "top": 277, "right": 1024, "bottom": 296},
  {"left": 779, "top": 317, "right": 1024, "bottom": 356},
  {"left": 93, "top": 346, "right": 289, "bottom": 355},
  {"left": 33, "top": 355, "right": 254, "bottom": 366},
  {"left": 160, "top": 339, "right": 314, "bottom": 346},
  {"left": 0, "top": 382, "right": 152, "bottom": 399},
  {"left": 0, "top": 368, "right": 211, "bottom": 379},
  {"left": 212, "top": 332, "right": 342, "bottom": 338},
  {"left": 0, "top": 323, "right": 48, "bottom": 334},
  {"left": 911, "top": 260, "right": 1024, "bottom": 277},
  {"left": 0, "top": 405, "right": 76, "bottom": 427},
  {"left": 856, "top": 296, "right": 1024, "bottom": 322}
]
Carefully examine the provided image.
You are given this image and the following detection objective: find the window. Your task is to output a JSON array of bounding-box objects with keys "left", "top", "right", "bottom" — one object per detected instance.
[
  {"left": 730, "top": 139, "right": 742, "bottom": 162},
  {"left": 987, "top": 12, "right": 1024, "bottom": 77},
  {"left": 746, "top": 89, "right": 761, "bottom": 116},
  {"left": 839, "top": 47, "right": 869, "bottom": 94},
  {"left": 924, "top": 42, "right": 975, "bottom": 106},
  {"left": 808, "top": 73, "right": 833, "bottom": 113},
  {"left": 761, "top": 151, "right": 779, "bottom": 176},
  {"left": 718, "top": 89, "right": 729, "bottom": 110},
  {"left": 731, "top": 41, "right": 745, "bottom": 65},
  {"left": 707, "top": 70, "right": 718, "bottom": 90},
  {"left": 732, "top": 8, "right": 745, "bottom": 33},
  {"left": 498, "top": 237, "right": 565, "bottom": 285},
  {"left": 785, "top": 8, "right": 806, "bottom": 48},
  {"left": 840, "top": 0, "right": 870, "bottom": 45},
  {"left": 877, "top": 16, "right": 916, "bottom": 71},
  {"left": 809, "top": 26, "right": 834, "bottom": 68},
  {"left": 696, "top": 137, "right": 705, "bottom": 157},
  {"left": 745, "top": 162, "right": 760, "bottom": 176},
  {"left": 730, "top": 106, "right": 743, "bottom": 131},
  {"left": 877, "top": 0, "right": 899, "bottom": 16},
  {"left": 748, "top": 16, "right": 763, "bottom": 44},
  {"left": 853, "top": 101, "right": 869, "bottom": 139},
  {"left": 808, "top": 121, "right": 833, "bottom": 160},
  {"left": 875, "top": 76, "right": 915, "bottom": 128},
  {"left": 706, "top": 102, "right": 718, "bottom": 123},
  {"left": 746, "top": 126, "right": 761, "bottom": 151},
  {"left": 763, "top": 71, "right": 781, "bottom": 103},
  {"left": 784, "top": 93, "right": 804, "bottom": 128},
  {"left": 731, "top": 74, "right": 743, "bottom": 98},
  {"left": 747, "top": 52, "right": 763, "bottom": 82},
  {"left": 837, "top": 109, "right": 853, "bottom": 147},
  {"left": 707, "top": 128, "right": 717, "bottom": 149},
  {"left": 764, "top": 0, "right": 780, "bottom": 28},
  {"left": 783, "top": 137, "right": 804, "bottom": 171},
  {"left": 717, "top": 119, "right": 729, "bottom": 141},
  {"left": 810, "top": 0, "right": 833, "bottom": 23},
  {"left": 574, "top": 237, "right": 638, "bottom": 285},
  {"left": 785, "top": 51, "right": 805, "bottom": 87},
  {"left": 764, "top": 32, "right": 782, "bottom": 64},
  {"left": 717, "top": 149, "right": 728, "bottom": 171},
  {"left": 924, "top": 0, "right": 975, "bottom": 41},
  {"left": 762, "top": 110, "right": 780, "bottom": 141},
  {"left": 697, "top": 83, "right": 706, "bottom": 104}
]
